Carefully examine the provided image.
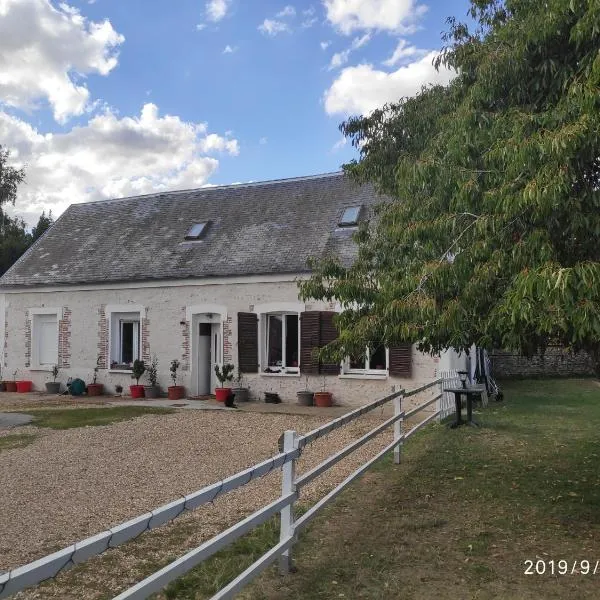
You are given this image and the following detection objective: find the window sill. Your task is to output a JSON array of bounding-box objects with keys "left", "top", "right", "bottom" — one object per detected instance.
[
  {"left": 29, "top": 367, "right": 54, "bottom": 372},
  {"left": 260, "top": 372, "right": 301, "bottom": 378},
  {"left": 109, "top": 369, "right": 134, "bottom": 374},
  {"left": 339, "top": 373, "right": 388, "bottom": 381}
]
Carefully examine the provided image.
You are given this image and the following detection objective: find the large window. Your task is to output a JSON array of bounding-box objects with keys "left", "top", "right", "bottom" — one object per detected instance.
[
  {"left": 32, "top": 312, "right": 58, "bottom": 368},
  {"left": 344, "top": 345, "right": 388, "bottom": 375},
  {"left": 110, "top": 312, "right": 140, "bottom": 369},
  {"left": 264, "top": 313, "right": 299, "bottom": 373}
]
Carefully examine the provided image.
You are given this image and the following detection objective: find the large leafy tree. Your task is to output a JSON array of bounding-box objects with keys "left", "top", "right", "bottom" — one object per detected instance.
[{"left": 300, "top": 0, "right": 600, "bottom": 374}]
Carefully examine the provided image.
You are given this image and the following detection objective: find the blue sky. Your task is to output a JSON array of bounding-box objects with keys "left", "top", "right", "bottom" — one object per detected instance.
[{"left": 0, "top": 0, "right": 470, "bottom": 224}]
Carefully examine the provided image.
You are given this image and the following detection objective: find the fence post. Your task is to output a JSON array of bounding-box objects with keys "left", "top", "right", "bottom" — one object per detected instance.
[
  {"left": 393, "top": 391, "right": 404, "bottom": 464},
  {"left": 437, "top": 374, "right": 445, "bottom": 422},
  {"left": 279, "top": 429, "right": 298, "bottom": 574}
]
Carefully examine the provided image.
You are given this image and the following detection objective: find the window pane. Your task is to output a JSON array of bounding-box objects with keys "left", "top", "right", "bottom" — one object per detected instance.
[
  {"left": 369, "top": 345, "right": 386, "bottom": 370},
  {"left": 285, "top": 314, "right": 298, "bottom": 368},
  {"left": 349, "top": 353, "right": 366, "bottom": 370},
  {"left": 37, "top": 315, "right": 57, "bottom": 365},
  {"left": 121, "top": 322, "right": 134, "bottom": 364},
  {"left": 267, "top": 315, "right": 283, "bottom": 367}
]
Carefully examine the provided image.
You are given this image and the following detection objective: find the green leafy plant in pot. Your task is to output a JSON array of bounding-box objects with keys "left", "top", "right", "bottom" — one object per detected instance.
[
  {"left": 144, "top": 355, "right": 160, "bottom": 399},
  {"left": 45, "top": 365, "right": 61, "bottom": 394},
  {"left": 214, "top": 363, "right": 234, "bottom": 402},
  {"left": 87, "top": 355, "right": 104, "bottom": 396},
  {"left": 130, "top": 359, "right": 146, "bottom": 398},
  {"left": 231, "top": 370, "right": 249, "bottom": 402},
  {"left": 168, "top": 359, "right": 185, "bottom": 400}
]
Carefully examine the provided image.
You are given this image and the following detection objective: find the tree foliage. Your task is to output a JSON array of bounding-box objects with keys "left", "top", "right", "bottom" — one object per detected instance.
[
  {"left": 0, "top": 146, "right": 54, "bottom": 276},
  {"left": 300, "top": 0, "right": 600, "bottom": 374}
]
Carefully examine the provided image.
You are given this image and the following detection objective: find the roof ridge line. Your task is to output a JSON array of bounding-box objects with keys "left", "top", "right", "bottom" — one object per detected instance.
[{"left": 76, "top": 171, "right": 344, "bottom": 207}]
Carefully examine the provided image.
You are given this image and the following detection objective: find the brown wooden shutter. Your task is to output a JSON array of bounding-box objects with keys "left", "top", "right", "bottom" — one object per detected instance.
[
  {"left": 389, "top": 344, "right": 412, "bottom": 377},
  {"left": 319, "top": 311, "right": 340, "bottom": 375},
  {"left": 300, "top": 311, "right": 320, "bottom": 374},
  {"left": 238, "top": 312, "right": 258, "bottom": 373}
]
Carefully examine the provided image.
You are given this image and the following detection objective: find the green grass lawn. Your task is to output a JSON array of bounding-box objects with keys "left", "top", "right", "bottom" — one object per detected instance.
[
  {"left": 150, "top": 378, "right": 600, "bottom": 600},
  {"left": 23, "top": 406, "right": 174, "bottom": 429},
  {"left": 0, "top": 433, "right": 37, "bottom": 452}
]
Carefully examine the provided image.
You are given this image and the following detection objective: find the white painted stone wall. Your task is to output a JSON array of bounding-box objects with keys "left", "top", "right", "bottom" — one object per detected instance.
[{"left": 2, "top": 276, "right": 447, "bottom": 407}]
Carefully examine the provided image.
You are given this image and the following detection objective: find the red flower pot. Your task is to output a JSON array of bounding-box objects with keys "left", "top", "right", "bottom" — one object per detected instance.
[
  {"left": 215, "top": 387, "right": 231, "bottom": 402},
  {"left": 87, "top": 383, "right": 104, "bottom": 396},
  {"left": 130, "top": 384, "right": 145, "bottom": 399},
  {"left": 5, "top": 381, "right": 17, "bottom": 392},
  {"left": 314, "top": 392, "right": 333, "bottom": 407},
  {"left": 168, "top": 385, "right": 185, "bottom": 400},
  {"left": 16, "top": 380, "right": 33, "bottom": 393}
]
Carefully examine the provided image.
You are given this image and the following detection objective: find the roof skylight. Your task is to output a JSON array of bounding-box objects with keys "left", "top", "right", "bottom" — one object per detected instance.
[
  {"left": 185, "top": 222, "right": 209, "bottom": 240},
  {"left": 338, "top": 206, "right": 361, "bottom": 227}
]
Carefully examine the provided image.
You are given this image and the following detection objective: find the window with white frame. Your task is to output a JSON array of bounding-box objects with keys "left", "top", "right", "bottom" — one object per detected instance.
[
  {"left": 110, "top": 312, "right": 140, "bottom": 369},
  {"left": 344, "top": 345, "right": 388, "bottom": 375},
  {"left": 32, "top": 313, "right": 58, "bottom": 368},
  {"left": 263, "top": 313, "right": 299, "bottom": 373}
]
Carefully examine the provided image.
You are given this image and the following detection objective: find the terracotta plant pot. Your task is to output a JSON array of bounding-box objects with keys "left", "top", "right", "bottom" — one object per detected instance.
[
  {"left": 16, "top": 380, "right": 33, "bottom": 393},
  {"left": 314, "top": 391, "right": 333, "bottom": 407},
  {"left": 168, "top": 385, "right": 185, "bottom": 400},
  {"left": 144, "top": 385, "right": 161, "bottom": 399},
  {"left": 297, "top": 391, "right": 314, "bottom": 406},
  {"left": 5, "top": 381, "right": 17, "bottom": 392},
  {"left": 215, "top": 387, "right": 231, "bottom": 402},
  {"left": 87, "top": 383, "right": 104, "bottom": 396},
  {"left": 130, "top": 384, "right": 145, "bottom": 399},
  {"left": 45, "top": 382, "right": 61, "bottom": 394}
]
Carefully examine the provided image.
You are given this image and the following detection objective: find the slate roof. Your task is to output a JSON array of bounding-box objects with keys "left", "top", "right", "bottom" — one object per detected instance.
[{"left": 0, "top": 172, "right": 383, "bottom": 287}]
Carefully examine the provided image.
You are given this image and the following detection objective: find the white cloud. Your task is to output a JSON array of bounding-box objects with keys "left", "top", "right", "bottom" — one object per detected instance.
[
  {"left": 206, "top": 0, "right": 230, "bottom": 22},
  {"left": 223, "top": 44, "right": 237, "bottom": 53},
  {"left": 0, "top": 104, "right": 240, "bottom": 224},
  {"left": 258, "top": 18, "right": 290, "bottom": 36},
  {"left": 324, "top": 52, "right": 455, "bottom": 115},
  {"left": 259, "top": 137, "right": 268, "bottom": 145},
  {"left": 196, "top": 23, "right": 207, "bottom": 31},
  {"left": 331, "top": 137, "right": 347, "bottom": 152},
  {"left": 323, "top": 0, "right": 427, "bottom": 35},
  {"left": 383, "top": 39, "right": 427, "bottom": 66},
  {"left": 328, "top": 33, "right": 370, "bottom": 70},
  {"left": 320, "top": 40, "right": 331, "bottom": 50},
  {"left": 0, "top": 0, "right": 124, "bottom": 124},
  {"left": 276, "top": 5, "right": 296, "bottom": 18}
]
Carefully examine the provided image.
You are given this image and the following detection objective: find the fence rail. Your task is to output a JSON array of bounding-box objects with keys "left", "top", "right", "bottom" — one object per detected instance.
[{"left": 0, "top": 377, "right": 447, "bottom": 600}]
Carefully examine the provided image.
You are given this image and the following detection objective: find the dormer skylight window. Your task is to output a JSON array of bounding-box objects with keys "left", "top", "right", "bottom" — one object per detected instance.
[
  {"left": 338, "top": 206, "right": 361, "bottom": 227},
  {"left": 185, "top": 222, "right": 209, "bottom": 240}
]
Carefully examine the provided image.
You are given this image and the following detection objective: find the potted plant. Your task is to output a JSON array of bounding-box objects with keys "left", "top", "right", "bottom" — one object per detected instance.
[
  {"left": 231, "top": 370, "right": 249, "bottom": 402},
  {"left": 87, "top": 355, "right": 104, "bottom": 396},
  {"left": 15, "top": 368, "right": 32, "bottom": 393},
  {"left": 297, "top": 376, "right": 314, "bottom": 406},
  {"left": 5, "top": 370, "right": 18, "bottom": 392},
  {"left": 214, "top": 363, "right": 234, "bottom": 402},
  {"left": 314, "top": 376, "right": 333, "bottom": 407},
  {"left": 45, "top": 365, "right": 61, "bottom": 394},
  {"left": 144, "top": 355, "right": 160, "bottom": 399},
  {"left": 130, "top": 359, "right": 146, "bottom": 398},
  {"left": 115, "top": 384, "right": 123, "bottom": 397},
  {"left": 168, "top": 359, "right": 185, "bottom": 400}
]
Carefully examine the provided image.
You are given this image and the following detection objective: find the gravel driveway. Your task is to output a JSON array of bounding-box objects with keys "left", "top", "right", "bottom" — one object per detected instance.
[{"left": 0, "top": 408, "right": 395, "bottom": 599}]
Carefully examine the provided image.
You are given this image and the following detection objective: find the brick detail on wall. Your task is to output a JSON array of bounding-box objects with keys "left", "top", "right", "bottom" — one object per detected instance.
[
  {"left": 97, "top": 305, "right": 108, "bottom": 369},
  {"left": 490, "top": 347, "right": 595, "bottom": 378},
  {"left": 142, "top": 317, "right": 150, "bottom": 363},
  {"left": 181, "top": 307, "right": 190, "bottom": 371},
  {"left": 24, "top": 311, "right": 31, "bottom": 368},
  {"left": 3, "top": 312, "right": 8, "bottom": 368},
  {"left": 58, "top": 307, "right": 72, "bottom": 368},
  {"left": 223, "top": 316, "right": 233, "bottom": 365}
]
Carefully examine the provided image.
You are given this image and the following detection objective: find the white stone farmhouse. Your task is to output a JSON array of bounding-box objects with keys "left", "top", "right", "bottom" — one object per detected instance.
[{"left": 0, "top": 172, "right": 459, "bottom": 405}]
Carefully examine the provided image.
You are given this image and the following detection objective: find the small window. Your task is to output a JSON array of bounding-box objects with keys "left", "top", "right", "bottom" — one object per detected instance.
[
  {"left": 338, "top": 206, "right": 361, "bottom": 227},
  {"left": 345, "top": 345, "right": 388, "bottom": 375},
  {"left": 33, "top": 313, "right": 58, "bottom": 367},
  {"left": 264, "top": 312, "right": 299, "bottom": 373},
  {"left": 185, "top": 222, "right": 208, "bottom": 240},
  {"left": 110, "top": 311, "right": 140, "bottom": 369}
]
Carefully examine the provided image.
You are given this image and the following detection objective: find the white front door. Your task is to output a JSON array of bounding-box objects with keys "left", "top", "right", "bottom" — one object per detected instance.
[{"left": 197, "top": 323, "right": 212, "bottom": 395}]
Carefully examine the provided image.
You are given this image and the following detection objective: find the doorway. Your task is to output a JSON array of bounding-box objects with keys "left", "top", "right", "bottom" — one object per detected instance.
[{"left": 195, "top": 318, "right": 222, "bottom": 395}]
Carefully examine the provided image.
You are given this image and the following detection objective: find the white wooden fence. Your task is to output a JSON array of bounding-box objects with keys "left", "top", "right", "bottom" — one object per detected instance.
[{"left": 0, "top": 377, "right": 448, "bottom": 600}]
